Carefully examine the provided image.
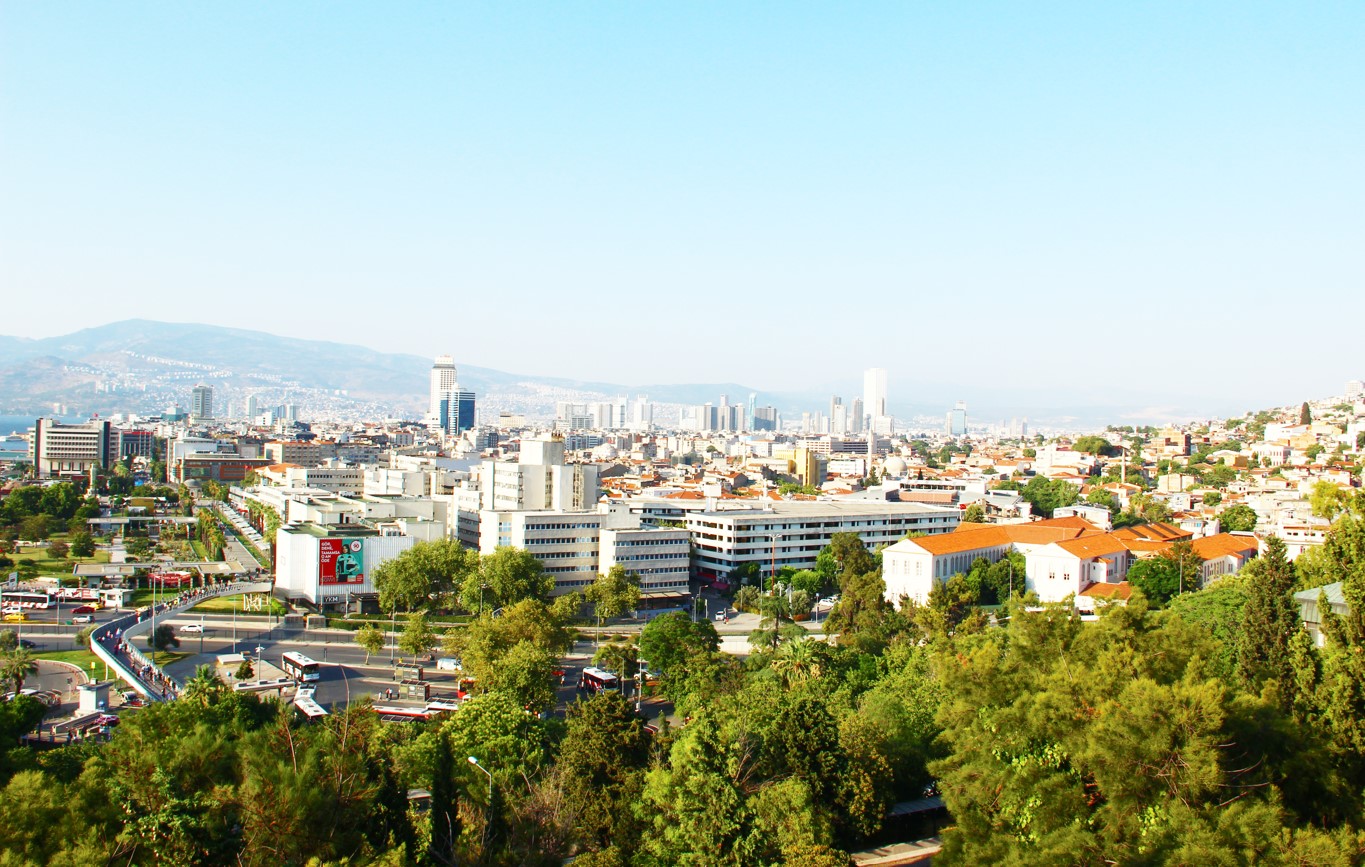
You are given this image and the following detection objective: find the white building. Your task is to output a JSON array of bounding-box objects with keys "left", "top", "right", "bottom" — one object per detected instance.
[
  {"left": 686, "top": 500, "right": 960, "bottom": 585},
  {"left": 479, "top": 504, "right": 689, "bottom": 596},
  {"left": 275, "top": 523, "right": 419, "bottom": 607},
  {"left": 29, "top": 419, "right": 118, "bottom": 479}
]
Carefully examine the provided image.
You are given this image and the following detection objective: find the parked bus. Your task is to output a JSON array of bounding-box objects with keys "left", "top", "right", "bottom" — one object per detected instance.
[
  {"left": 0, "top": 591, "right": 50, "bottom": 610},
  {"left": 292, "top": 690, "right": 329, "bottom": 721},
  {"left": 280, "top": 651, "right": 321, "bottom": 683},
  {"left": 580, "top": 667, "right": 620, "bottom": 694}
]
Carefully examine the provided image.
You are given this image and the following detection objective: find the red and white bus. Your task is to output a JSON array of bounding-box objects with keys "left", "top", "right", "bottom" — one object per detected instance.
[
  {"left": 0, "top": 591, "right": 50, "bottom": 610},
  {"left": 580, "top": 667, "right": 620, "bottom": 693},
  {"left": 280, "top": 651, "right": 322, "bottom": 683}
]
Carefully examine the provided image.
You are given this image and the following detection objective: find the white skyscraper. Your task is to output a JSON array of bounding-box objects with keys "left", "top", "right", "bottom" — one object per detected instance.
[
  {"left": 863, "top": 368, "right": 886, "bottom": 421},
  {"left": 428, "top": 355, "right": 458, "bottom": 425}
]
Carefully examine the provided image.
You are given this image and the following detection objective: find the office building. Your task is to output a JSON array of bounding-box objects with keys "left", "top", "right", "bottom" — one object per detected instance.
[
  {"left": 946, "top": 400, "right": 968, "bottom": 436},
  {"left": 428, "top": 356, "right": 458, "bottom": 424},
  {"left": 686, "top": 500, "right": 960, "bottom": 586},
  {"left": 191, "top": 384, "right": 214, "bottom": 421},
  {"left": 29, "top": 419, "right": 118, "bottom": 479}
]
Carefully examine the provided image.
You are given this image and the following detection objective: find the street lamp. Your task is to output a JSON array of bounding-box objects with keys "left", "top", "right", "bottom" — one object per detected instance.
[
  {"left": 768, "top": 533, "right": 783, "bottom": 594},
  {"left": 255, "top": 644, "right": 264, "bottom": 684},
  {"left": 468, "top": 755, "right": 494, "bottom": 805}
]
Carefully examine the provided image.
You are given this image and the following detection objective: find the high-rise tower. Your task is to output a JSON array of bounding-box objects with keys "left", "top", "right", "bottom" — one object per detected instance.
[
  {"left": 428, "top": 356, "right": 458, "bottom": 425},
  {"left": 190, "top": 384, "right": 214, "bottom": 420}
]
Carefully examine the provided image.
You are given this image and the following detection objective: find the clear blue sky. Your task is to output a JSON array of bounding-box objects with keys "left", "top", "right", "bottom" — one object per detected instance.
[{"left": 2, "top": 3, "right": 1362, "bottom": 413}]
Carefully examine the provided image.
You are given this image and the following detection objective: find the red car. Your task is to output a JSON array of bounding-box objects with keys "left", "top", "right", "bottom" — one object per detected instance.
[{"left": 71, "top": 605, "right": 97, "bottom": 615}]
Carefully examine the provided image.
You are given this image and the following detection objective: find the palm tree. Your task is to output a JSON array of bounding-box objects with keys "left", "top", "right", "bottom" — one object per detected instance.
[
  {"left": 771, "top": 637, "right": 823, "bottom": 688},
  {"left": 1, "top": 649, "right": 39, "bottom": 693},
  {"left": 183, "top": 664, "right": 226, "bottom": 706}
]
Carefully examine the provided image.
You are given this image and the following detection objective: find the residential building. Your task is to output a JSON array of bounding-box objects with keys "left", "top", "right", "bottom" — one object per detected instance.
[{"left": 265, "top": 440, "right": 339, "bottom": 468}]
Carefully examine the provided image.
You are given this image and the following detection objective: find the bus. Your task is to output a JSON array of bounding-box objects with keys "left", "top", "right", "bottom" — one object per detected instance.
[
  {"left": 280, "top": 651, "right": 321, "bottom": 683},
  {"left": 580, "top": 667, "right": 620, "bottom": 694},
  {"left": 0, "top": 591, "right": 50, "bottom": 610},
  {"left": 293, "top": 689, "right": 329, "bottom": 721}
]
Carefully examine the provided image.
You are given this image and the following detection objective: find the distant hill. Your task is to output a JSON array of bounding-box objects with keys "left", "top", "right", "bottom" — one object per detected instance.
[{"left": 0, "top": 320, "right": 773, "bottom": 419}]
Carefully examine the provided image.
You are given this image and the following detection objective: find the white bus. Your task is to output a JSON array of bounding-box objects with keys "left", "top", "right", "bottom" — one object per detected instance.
[{"left": 280, "top": 651, "right": 321, "bottom": 683}]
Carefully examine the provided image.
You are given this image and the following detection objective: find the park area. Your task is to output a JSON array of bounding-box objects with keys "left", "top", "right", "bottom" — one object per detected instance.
[{"left": 188, "top": 593, "right": 287, "bottom": 617}]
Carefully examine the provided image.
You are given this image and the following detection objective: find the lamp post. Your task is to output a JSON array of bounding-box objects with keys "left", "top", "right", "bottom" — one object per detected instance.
[
  {"left": 468, "top": 755, "right": 494, "bottom": 844},
  {"left": 768, "top": 533, "right": 783, "bottom": 594},
  {"left": 255, "top": 644, "right": 264, "bottom": 684}
]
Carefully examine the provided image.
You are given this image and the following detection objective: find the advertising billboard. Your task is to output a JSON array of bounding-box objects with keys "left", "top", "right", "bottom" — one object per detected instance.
[{"left": 319, "top": 538, "right": 365, "bottom": 585}]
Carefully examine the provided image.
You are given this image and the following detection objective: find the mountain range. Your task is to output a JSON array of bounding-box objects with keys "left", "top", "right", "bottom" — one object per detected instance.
[{"left": 0, "top": 320, "right": 1244, "bottom": 429}]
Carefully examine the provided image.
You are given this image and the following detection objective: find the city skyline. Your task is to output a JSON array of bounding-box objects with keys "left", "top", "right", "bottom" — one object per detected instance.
[{"left": 3, "top": 5, "right": 1363, "bottom": 410}]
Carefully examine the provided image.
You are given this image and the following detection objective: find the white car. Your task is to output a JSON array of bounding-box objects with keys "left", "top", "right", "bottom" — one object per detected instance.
[
  {"left": 178, "top": 623, "right": 204, "bottom": 634},
  {"left": 73, "top": 614, "right": 94, "bottom": 624}
]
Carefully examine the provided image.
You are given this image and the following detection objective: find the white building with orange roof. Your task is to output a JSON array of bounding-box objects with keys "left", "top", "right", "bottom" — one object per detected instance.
[
  {"left": 882, "top": 516, "right": 1109, "bottom": 606},
  {"left": 1190, "top": 533, "right": 1260, "bottom": 584}
]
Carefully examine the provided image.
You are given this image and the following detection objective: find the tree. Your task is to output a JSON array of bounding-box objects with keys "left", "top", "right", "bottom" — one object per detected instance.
[
  {"left": 0, "top": 630, "right": 15, "bottom": 653},
  {"left": 1220, "top": 504, "right": 1258, "bottom": 532},
  {"left": 1236, "top": 536, "right": 1299, "bottom": 701},
  {"left": 961, "top": 503, "right": 985, "bottom": 524},
  {"left": 638, "top": 612, "right": 720, "bottom": 683},
  {"left": 234, "top": 658, "right": 255, "bottom": 680},
  {"left": 355, "top": 623, "right": 385, "bottom": 663},
  {"left": 373, "top": 539, "right": 477, "bottom": 614},
  {"left": 68, "top": 530, "right": 95, "bottom": 558},
  {"left": 585, "top": 565, "right": 640, "bottom": 644},
  {"left": 427, "top": 732, "right": 461, "bottom": 866},
  {"left": 1310, "top": 481, "right": 1347, "bottom": 520},
  {"left": 0, "top": 648, "right": 38, "bottom": 692},
  {"left": 18, "top": 515, "right": 49, "bottom": 541},
  {"left": 1072, "top": 436, "right": 1113, "bottom": 456},
  {"left": 1203, "top": 491, "right": 1222, "bottom": 507},
  {"left": 1300, "top": 401, "right": 1312, "bottom": 425},
  {"left": 398, "top": 612, "right": 436, "bottom": 658},
  {"left": 1128, "top": 542, "right": 1204, "bottom": 604},
  {"left": 149, "top": 624, "right": 181, "bottom": 653},
  {"left": 46, "top": 540, "right": 69, "bottom": 560},
  {"left": 554, "top": 692, "right": 650, "bottom": 854},
  {"left": 461, "top": 546, "right": 553, "bottom": 613},
  {"left": 1019, "top": 476, "right": 1079, "bottom": 518}
]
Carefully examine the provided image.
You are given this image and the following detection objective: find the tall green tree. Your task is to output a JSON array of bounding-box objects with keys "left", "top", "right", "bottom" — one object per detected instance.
[
  {"left": 355, "top": 623, "right": 385, "bottom": 663},
  {"left": 374, "top": 539, "right": 478, "bottom": 614},
  {"left": 1236, "top": 536, "right": 1299, "bottom": 698},
  {"left": 585, "top": 565, "right": 641, "bottom": 644}
]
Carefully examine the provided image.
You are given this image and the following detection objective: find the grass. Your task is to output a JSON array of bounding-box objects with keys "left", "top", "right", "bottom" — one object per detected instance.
[
  {"left": 189, "top": 594, "right": 287, "bottom": 616},
  {"left": 145, "top": 651, "right": 191, "bottom": 667},
  {"left": 36, "top": 648, "right": 103, "bottom": 676}
]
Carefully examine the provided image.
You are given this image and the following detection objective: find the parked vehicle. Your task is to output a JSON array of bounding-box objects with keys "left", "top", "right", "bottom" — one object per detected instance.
[{"left": 178, "top": 623, "right": 204, "bottom": 634}]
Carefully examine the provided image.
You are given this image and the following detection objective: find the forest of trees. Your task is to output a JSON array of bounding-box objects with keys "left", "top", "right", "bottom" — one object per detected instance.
[{"left": 9, "top": 495, "right": 1365, "bottom": 863}]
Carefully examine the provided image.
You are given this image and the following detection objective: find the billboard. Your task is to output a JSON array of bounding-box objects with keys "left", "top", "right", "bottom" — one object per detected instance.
[{"left": 319, "top": 538, "right": 365, "bottom": 585}]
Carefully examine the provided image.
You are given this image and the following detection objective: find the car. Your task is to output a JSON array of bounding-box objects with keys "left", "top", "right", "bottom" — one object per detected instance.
[
  {"left": 71, "top": 605, "right": 97, "bottom": 615},
  {"left": 73, "top": 614, "right": 94, "bottom": 623},
  {"left": 714, "top": 612, "right": 727, "bottom": 621},
  {"left": 18, "top": 639, "right": 36, "bottom": 649},
  {"left": 93, "top": 713, "right": 120, "bottom": 728},
  {"left": 178, "top": 623, "right": 204, "bottom": 634}
]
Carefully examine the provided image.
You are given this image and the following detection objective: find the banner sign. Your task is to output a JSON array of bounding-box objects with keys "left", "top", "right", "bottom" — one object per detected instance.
[{"left": 319, "top": 538, "right": 364, "bottom": 585}]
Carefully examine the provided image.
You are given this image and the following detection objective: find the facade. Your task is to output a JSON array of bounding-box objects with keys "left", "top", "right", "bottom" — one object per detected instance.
[
  {"left": 264, "top": 441, "right": 338, "bottom": 468},
  {"left": 191, "top": 384, "right": 214, "bottom": 420},
  {"left": 29, "top": 419, "right": 118, "bottom": 479},
  {"left": 882, "top": 517, "right": 1117, "bottom": 606},
  {"left": 428, "top": 356, "right": 458, "bottom": 424},
  {"left": 172, "top": 453, "right": 271, "bottom": 483},
  {"left": 478, "top": 505, "right": 690, "bottom": 596},
  {"left": 686, "top": 500, "right": 960, "bottom": 585},
  {"left": 479, "top": 437, "right": 599, "bottom": 512},
  {"left": 119, "top": 429, "right": 156, "bottom": 459},
  {"left": 438, "top": 391, "right": 477, "bottom": 434},
  {"left": 275, "top": 523, "right": 419, "bottom": 607},
  {"left": 863, "top": 368, "right": 887, "bottom": 431}
]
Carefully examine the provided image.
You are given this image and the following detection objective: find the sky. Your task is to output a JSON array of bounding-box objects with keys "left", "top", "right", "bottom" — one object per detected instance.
[{"left": 2, "top": 3, "right": 1363, "bottom": 414}]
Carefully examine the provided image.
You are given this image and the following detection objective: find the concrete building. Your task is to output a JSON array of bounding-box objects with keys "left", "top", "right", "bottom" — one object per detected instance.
[
  {"left": 191, "top": 384, "right": 214, "bottom": 421},
  {"left": 275, "top": 523, "right": 420, "bottom": 608},
  {"left": 863, "top": 368, "right": 887, "bottom": 431},
  {"left": 428, "top": 355, "right": 458, "bottom": 426},
  {"left": 265, "top": 441, "right": 339, "bottom": 468},
  {"left": 478, "top": 504, "right": 690, "bottom": 596},
  {"left": 686, "top": 500, "right": 960, "bottom": 586},
  {"left": 29, "top": 419, "right": 118, "bottom": 479},
  {"left": 479, "top": 436, "right": 599, "bottom": 512}
]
